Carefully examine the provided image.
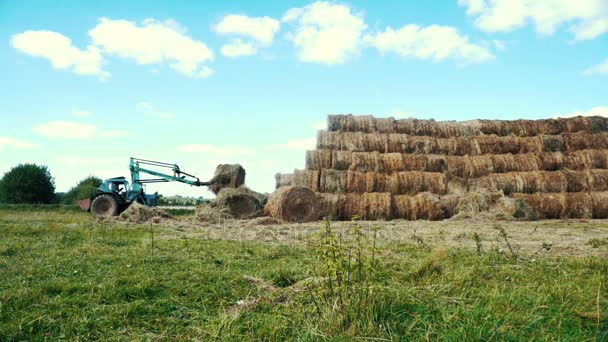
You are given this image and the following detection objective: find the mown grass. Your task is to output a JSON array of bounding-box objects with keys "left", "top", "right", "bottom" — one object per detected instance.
[{"left": 0, "top": 209, "right": 606, "bottom": 340}]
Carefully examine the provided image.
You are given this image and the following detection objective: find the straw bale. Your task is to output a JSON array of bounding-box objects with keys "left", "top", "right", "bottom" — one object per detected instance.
[
  {"left": 564, "top": 192, "right": 593, "bottom": 219},
  {"left": 587, "top": 116, "right": 608, "bottom": 133},
  {"left": 351, "top": 152, "right": 383, "bottom": 172},
  {"left": 435, "top": 121, "right": 480, "bottom": 138},
  {"left": 319, "top": 169, "right": 347, "bottom": 193},
  {"left": 346, "top": 170, "right": 371, "bottom": 193},
  {"left": 327, "top": 115, "right": 347, "bottom": 131},
  {"left": 332, "top": 151, "right": 352, "bottom": 170},
  {"left": 376, "top": 117, "right": 396, "bottom": 133},
  {"left": 305, "top": 150, "right": 332, "bottom": 170},
  {"left": 292, "top": 169, "right": 319, "bottom": 191},
  {"left": 564, "top": 149, "right": 608, "bottom": 169},
  {"left": 565, "top": 132, "right": 608, "bottom": 151},
  {"left": 402, "top": 154, "right": 428, "bottom": 171},
  {"left": 214, "top": 186, "right": 264, "bottom": 219},
  {"left": 391, "top": 193, "right": 445, "bottom": 220},
  {"left": 512, "top": 193, "right": 566, "bottom": 219},
  {"left": 539, "top": 152, "right": 564, "bottom": 171},
  {"left": 541, "top": 135, "right": 566, "bottom": 152},
  {"left": 380, "top": 153, "right": 405, "bottom": 172},
  {"left": 387, "top": 134, "right": 436, "bottom": 154},
  {"left": 436, "top": 137, "right": 472, "bottom": 155},
  {"left": 587, "top": 169, "right": 608, "bottom": 192},
  {"left": 208, "top": 164, "right": 246, "bottom": 195},
  {"left": 562, "top": 170, "right": 588, "bottom": 192},
  {"left": 512, "top": 154, "right": 541, "bottom": 172},
  {"left": 317, "top": 193, "right": 345, "bottom": 220},
  {"left": 265, "top": 186, "right": 320, "bottom": 223},
  {"left": 274, "top": 173, "right": 293, "bottom": 189},
  {"left": 425, "top": 155, "right": 449, "bottom": 173},
  {"left": 396, "top": 172, "right": 446, "bottom": 195},
  {"left": 590, "top": 192, "right": 608, "bottom": 218},
  {"left": 374, "top": 172, "right": 399, "bottom": 193},
  {"left": 558, "top": 116, "right": 590, "bottom": 133},
  {"left": 490, "top": 154, "right": 515, "bottom": 174},
  {"left": 343, "top": 192, "right": 392, "bottom": 220}
]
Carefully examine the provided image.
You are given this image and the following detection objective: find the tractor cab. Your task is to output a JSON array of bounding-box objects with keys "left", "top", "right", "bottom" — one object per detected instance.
[{"left": 98, "top": 177, "right": 130, "bottom": 199}]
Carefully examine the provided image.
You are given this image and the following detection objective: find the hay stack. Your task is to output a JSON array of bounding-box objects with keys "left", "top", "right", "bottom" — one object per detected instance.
[
  {"left": 317, "top": 193, "right": 345, "bottom": 220},
  {"left": 265, "top": 186, "right": 320, "bottom": 222},
  {"left": 208, "top": 164, "right": 246, "bottom": 195},
  {"left": 470, "top": 170, "right": 608, "bottom": 194},
  {"left": 510, "top": 193, "right": 605, "bottom": 219},
  {"left": 213, "top": 186, "right": 264, "bottom": 219}
]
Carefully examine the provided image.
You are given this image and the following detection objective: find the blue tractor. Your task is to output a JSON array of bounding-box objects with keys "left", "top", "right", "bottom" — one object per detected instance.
[{"left": 89, "top": 157, "right": 212, "bottom": 217}]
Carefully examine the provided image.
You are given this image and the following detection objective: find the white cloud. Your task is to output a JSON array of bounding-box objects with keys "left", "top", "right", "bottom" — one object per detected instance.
[
  {"left": 11, "top": 30, "right": 109, "bottom": 79},
  {"left": 32, "top": 120, "right": 97, "bottom": 139},
  {"left": 584, "top": 59, "right": 608, "bottom": 75},
  {"left": 72, "top": 108, "right": 92, "bottom": 117},
  {"left": 221, "top": 39, "right": 257, "bottom": 57},
  {"left": 553, "top": 106, "right": 608, "bottom": 118},
  {"left": 214, "top": 14, "right": 280, "bottom": 45},
  {"left": 89, "top": 17, "right": 214, "bottom": 78},
  {"left": 177, "top": 144, "right": 256, "bottom": 156},
  {"left": 0, "top": 137, "right": 39, "bottom": 149},
  {"left": 283, "top": 1, "right": 367, "bottom": 64},
  {"left": 459, "top": 0, "right": 608, "bottom": 41},
  {"left": 266, "top": 137, "right": 316, "bottom": 151},
  {"left": 364, "top": 24, "right": 494, "bottom": 63},
  {"left": 101, "top": 130, "right": 129, "bottom": 138},
  {"left": 137, "top": 101, "right": 176, "bottom": 118}
]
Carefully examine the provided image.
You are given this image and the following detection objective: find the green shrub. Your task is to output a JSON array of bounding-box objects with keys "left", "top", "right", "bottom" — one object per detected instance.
[
  {"left": 0, "top": 163, "right": 55, "bottom": 204},
  {"left": 62, "top": 176, "right": 102, "bottom": 204}
]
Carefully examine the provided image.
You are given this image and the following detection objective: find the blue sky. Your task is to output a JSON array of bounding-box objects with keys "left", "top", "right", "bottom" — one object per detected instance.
[{"left": 1, "top": 0, "right": 607, "bottom": 197}]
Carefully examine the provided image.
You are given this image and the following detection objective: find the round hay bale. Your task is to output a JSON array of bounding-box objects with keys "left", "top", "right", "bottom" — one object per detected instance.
[
  {"left": 588, "top": 169, "right": 608, "bottom": 192},
  {"left": 591, "top": 192, "right": 608, "bottom": 218},
  {"left": 343, "top": 193, "right": 391, "bottom": 220},
  {"left": 425, "top": 155, "right": 448, "bottom": 173},
  {"left": 265, "top": 186, "right": 320, "bottom": 223},
  {"left": 319, "top": 169, "right": 347, "bottom": 193},
  {"left": 391, "top": 193, "right": 444, "bottom": 220},
  {"left": 351, "top": 152, "right": 383, "bottom": 172},
  {"left": 376, "top": 117, "right": 396, "bottom": 133},
  {"left": 541, "top": 135, "right": 566, "bottom": 152},
  {"left": 292, "top": 169, "right": 319, "bottom": 191},
  {"left": 214, "top": 186, "right": 264, "bottom": 219},
  {"left": 512, "top": 154, "right": 541, "bottom": 172},
  {"left": 305, "top": 150, "right": 332, "bottom": 170},
  {"left": 587, "top": 116, "right": 608, "bottom": 133},
  {"left": 327, "top": 115, "right": 347, "bottom": 131},
  {"left": 540, "top": 151, "right": 564, "bottom": 171},
  {"left": 332, "top": 150, "right": 352, "bottom": 170},
  {"left": 346, "top": 170, "right": 369, "bottom": 193},
  {"left": 208, "top": 164, "right": 246, "bottom": 195},
  {"left": 380, "top": 153, "right": 404, "bottom": 172},
  {"left": 403, "top": 154, "right": 430, "bottom": 171},
  {"left": 564, "top": 192, "right": 593, "bottom": 219},
  {"left": 317, "top": 193, "right": 345, "bottom": 220}
]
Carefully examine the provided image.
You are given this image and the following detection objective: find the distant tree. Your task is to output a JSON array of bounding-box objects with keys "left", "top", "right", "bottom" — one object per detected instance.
[
  {"left": 0, "top": 163, "right": 55, "bottom": 204},
  {"left": 62, "top": 176, "right": 102, "bottom": 204}
]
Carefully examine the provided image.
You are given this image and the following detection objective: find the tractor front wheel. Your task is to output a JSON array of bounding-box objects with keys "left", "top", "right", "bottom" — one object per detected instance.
[{"left": 91, "top": 194, "right": 119, "bottom": 217}]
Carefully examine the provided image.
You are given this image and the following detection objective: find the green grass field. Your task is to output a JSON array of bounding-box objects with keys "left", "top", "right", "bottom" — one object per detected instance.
[{"left": 0, "top": 208, "right": 606, "bottom": 340}]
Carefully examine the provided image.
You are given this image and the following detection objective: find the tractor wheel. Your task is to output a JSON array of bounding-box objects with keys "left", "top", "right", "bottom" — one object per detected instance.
[{"left": 91, "top": 194, "right": 119, "bottom": 218}]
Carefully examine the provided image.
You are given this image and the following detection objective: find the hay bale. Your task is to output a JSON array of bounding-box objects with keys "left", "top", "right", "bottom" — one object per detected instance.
[
  {"left": 376, "top": 117, "right": 396, "bottom": 133},
  {"left": 319, "top": 169, "right": 347, "bottom": 193},
  {"left": 564, "top": 192, "right": 593, "bottom": 219},
  {"left": 380, "top": 153, "right": 405, "bottom": 172},
  {"left": 471, "top": 171, "right": 582, "bottom": 194},
  {"left": 587, "top": 169, "right": 608, "bottom": 192},
  {"left": 403, "top": 154, "right": 430, "bottom": 172},
  {"left": 541, "top": 135, "right": 566, "bottom": 152},
  {"left": 396, "top": 172, "right": 447, "bottom": 195},
  {"left": 208, "top": 164, "right": 246, "bottom": 195},
  {"left": 591, "top": 192, "right": 608, "bottom": 218},
  {"left": 305, "top": 150, "right": 332, "bottom": 170},
  {"left": 391, "top": 193, "right": 445, "bottom": 220},
  {"left": 332, "top": 151, "right": 352, "bottom": 170},
  {"left": 343, "top": 193, "right": 392, "bottom": 220},
  {"left": 214, "top": 186, "right": 264, "bottom": 219},
  {"left": 317, "top": 193, "right": 345, "bottom": 220},
  {"left": 351, "top": 152, "right": 383, "bottom": 172},
  {"left": 539, "top": 151, "right": 564, "bottom": 171},
  {"left": 512, "top": 193, "right": 566, "bottom": 219},
  {"left": 387, "top": 134, "right": 436, "bottom": 154},
  {"left": 116, "top": 202, "right": 173, "bottom": 223},
  {"left": 587, "top": 116, "right": 608, "bottom": 133},
  {"left": 264, "top": 186, "right": 320, "bottom": 223},
  {"left": 275, "top": 173, "right": 293, "bottom": 189},
  {"left": 327, "top": 115, "right": 348, "bottom": 131},
  {"left": 292, "top": 169, "right": 319, "bottom": 191},
  {"left": 327, "top": 114, "right": 376, "bottom": 133},
  {"left": 346, "top": 170, "right": 371, "bottom": 193},
  {"left": 565, "top": 132, "right": 608, "bottom": 151},
  {"left": 318, "top": 131, "right": 387, "bottom": 152}
]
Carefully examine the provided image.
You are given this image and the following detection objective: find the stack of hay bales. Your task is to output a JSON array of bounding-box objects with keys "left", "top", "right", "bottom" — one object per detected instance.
[{"left": 280, "top": 114, "right": 608, "bottom": 220}]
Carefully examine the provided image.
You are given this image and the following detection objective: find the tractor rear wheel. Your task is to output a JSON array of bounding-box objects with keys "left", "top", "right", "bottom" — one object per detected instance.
[{"left": 91, "top": 194, "right": 119, "bottom": 217}]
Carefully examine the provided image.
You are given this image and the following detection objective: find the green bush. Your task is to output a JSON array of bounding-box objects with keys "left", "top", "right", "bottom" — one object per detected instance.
[
  {"left": 62, "top": 176, "right": 102, "bottom": 204},
  {"left": 0, "top": 163, "right": 55, "bottom": 204}
]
